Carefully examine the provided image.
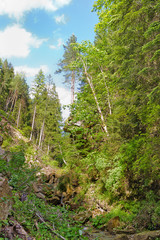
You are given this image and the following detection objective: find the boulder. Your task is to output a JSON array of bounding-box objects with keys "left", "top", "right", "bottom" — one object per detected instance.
[
  {"left": 0, "top": 177, "right": 12, "bottom": 220},
  {"left": 74, "top": 211, "right": 92, "bottom": 224},
  {"left": 131, "top": 230, "right": 160, "bottom": 240},
  {"left": 107, "top": 216, "right": 120, "bottom": 233},
  {"left": 115, "top": 235, "right": 129, "bottom": 240},
  {"left": 2, "top": 217, "right": 33, "bottom": 239},
  {"left": 32, "top": 182, "right": 43, "bottom": 193},
  {"left": 115, "top": 227, "right": 136, "bottom": 234}
]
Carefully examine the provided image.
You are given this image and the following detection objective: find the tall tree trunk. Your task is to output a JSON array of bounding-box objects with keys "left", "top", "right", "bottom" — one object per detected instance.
[
  {"left": 10, "top": 92, "right": 17, "bottom": 113},
  {"left": 47, "top": 144, "right": 50, "bottom": 155},
  {"left": 5, "top": 94, "right": 12, "bottom": 112},
  {"left": 38, "top": 119, "right": 45, "bottom": 148},
  {"left": 100, "top": 68, "right": 112, "bottom": 115},
  {"left": 36, "top": 131, "right": 39, "bottom": 146},
  {"left": 30, "top": 105, "right": 36, "bottom": 141},
  {"left": 71, "top": 71, "right": 75, "bottom": 104},
  {"left": 81, "top": 58, "right": 109, "bottom": 136},
  {"left": 17, "top": 101, "right": 21, "bottom": 128},
  {"left": 40, "top": 130, "right": 45, "bottom": 149},
  {"left": 9, "top": 84, "right": 18, "bottom": 114}
]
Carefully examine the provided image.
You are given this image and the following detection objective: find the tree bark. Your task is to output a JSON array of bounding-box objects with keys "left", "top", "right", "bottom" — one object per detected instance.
[
  {"left": 47, "top": 144, "right": 50, "bottom": 155},
  {"left": 17, "top": 101, "right": 21, "bottom": 128},
  {"left": 30, "top": 105, "right": 36, "bottom": 141},
  {"left": 71, "top": 71, "right": 75, "bottom": 104},
  {"left": 81, "top": 58, "right": 109, "bottom": 136},
  {"left": 10, "top": 91, "right": 17, "bottom": 113},
  {"left": 38, "top": 119, "right": 45, "bottom": 148},
  {"left": 100, "top": 68, "right": 112, "bottom": 115},
  {"left": 5, "top": 94, "right": 12, "bottom": 112}
]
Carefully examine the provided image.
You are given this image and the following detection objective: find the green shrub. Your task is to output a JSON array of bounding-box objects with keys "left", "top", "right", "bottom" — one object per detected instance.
[{"left": 12, "top": 193, "right": 87, "bottom": 239}]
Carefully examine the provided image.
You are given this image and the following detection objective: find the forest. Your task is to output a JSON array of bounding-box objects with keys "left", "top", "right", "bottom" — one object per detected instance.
[{"left": 0, "top": 0, "right": 160, "bottom": 239}]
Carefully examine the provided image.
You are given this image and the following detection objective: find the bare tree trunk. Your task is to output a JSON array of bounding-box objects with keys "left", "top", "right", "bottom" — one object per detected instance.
[
  {"left": 10, "top": 92, "right": 17, "bottom": 113},
  {"left": 100, "top": 68, "right": 112, "bottom": 115},
  {"left": 40, "top": 129, "right": 45, "bottom": 149},
  {"left": 30, "top": 105, "right": 36, "bottom": 141},
  {"left": 9, "top": 83, "right": 18, "bottom": 114},
  {"left": 17, "top": 101, "right": 21, "bottom": 128},
  {"left": 81, "top": 58, "right": 109, "bottom": 136},
  {"left": 5, "top": 95, "right": 12, "bottom": 112},
  {"left": 38, "top": 119, "right": 45, "bottom": 148},
  {"left": 47, "top": 144, "right": 50, "bottom": 155},
  {"left": 36, "top": 131, "right": 39, "bottom": 146},
  {"left": 71, "top": 71, "right": 75, "bottom": 104}
]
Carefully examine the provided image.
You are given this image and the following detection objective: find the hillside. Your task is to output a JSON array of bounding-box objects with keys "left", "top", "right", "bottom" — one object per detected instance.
[{"left": 0, "top": 113, "right": 160, "bottom": 239}]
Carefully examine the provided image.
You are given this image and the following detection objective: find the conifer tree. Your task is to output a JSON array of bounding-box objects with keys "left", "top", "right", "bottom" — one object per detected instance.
[
  {"left": 56, "top": 34, "right": 79, "bottom": 104},
  {"left": 30, "top": 69, "right": 46, "bottom": 141},
  {"left": 44, "top": 75, "right": 62, "bottom": 158}
]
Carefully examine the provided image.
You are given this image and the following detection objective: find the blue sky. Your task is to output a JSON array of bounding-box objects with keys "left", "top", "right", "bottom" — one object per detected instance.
[{"left": 0, "top": 0, "right": 98, "bottom": 118}]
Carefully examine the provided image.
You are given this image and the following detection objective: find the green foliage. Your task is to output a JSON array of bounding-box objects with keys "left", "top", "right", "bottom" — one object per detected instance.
[
  {"left": 2, "top": 136, "right": 13, "bottom": 148},
  {"left": 133, "top": 192, "right": 160, "bottom": 230},
  {"left": 92, "top": 204, "right": 135, "bottom": 229},
  {"left": 0, "top": 140, "right": 39, "bottom": 192},
  {"left": 12, "top": 193, "right": 87, "bottom": 239},
  {"left": 56, "top": 34, "right": 79, "bottom": 86},
  {"left": 92, "top": 196, "right": 160, "bottom": 231},
  {"left": 104, "top": 165, "right": 123, "bottom": 198}
]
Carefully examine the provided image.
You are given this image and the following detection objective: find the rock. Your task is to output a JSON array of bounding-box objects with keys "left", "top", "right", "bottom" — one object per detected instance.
[
  {"left": 107, "top": 216, "right": 120, "bottom": 233},
  {"left": 115, "top": 234, "right": 129, "bottom": 240},
  {"left": 32, "top": 182, "right": 40, "bottom": 193},
  {"left": 48, "top": 174, "right": 55, "bottom": 184},
  {"left": 0, "top": 146, "right": 5, "bottom": 156},
  {"left": 35, "top": 192, "right": 46, "bottom": 200},
  {"left": 115, "top": 227, "right": 136, "bottom": 234},
  {"left": 74, "top": 211, "right": 92, "bottom": 224},
  {"left": 131, "top": 230, "right": 160, "bottom": 240},
  {"left": 32, "top": 182, "right": 44, "bottom": 193},
  {"left": 0, "top": 135, "right": 3, "bottom": 146},
  {"left": 20, "top": 193, "right": 28, "bottom": 202},
  {"left": 2, "top": 217, "right": 33, "bottom": 239},
  {"left": 47, "top": 196, "right": 61, "bottom": 205},
  {"left": 0, "top": 177, "right": 12, "bottom": 220}
]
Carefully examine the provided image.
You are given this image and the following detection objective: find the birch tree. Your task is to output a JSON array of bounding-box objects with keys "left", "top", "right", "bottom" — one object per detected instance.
[{"left": 72, "top": 42, "right": 112, "bottom": 136}]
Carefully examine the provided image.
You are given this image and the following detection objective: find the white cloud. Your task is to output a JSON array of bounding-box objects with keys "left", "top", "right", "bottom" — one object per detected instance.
[
  {"left": 54, "top": 14, "right": 67, "bottom": 24},
  {"left": 0, "top": 0, "right": 72, "bottom": 20},
  {"left": 14, "top": 65, "right": 49, "bottom": 77},
  {"left": 56, "top": 86, "right": 71, "bottom": 120},
  {"left": 0, "top": 24, "right": 46, "bottom": 58},
  {"left": 50, "top": 38, "right": 64, "bottom": 50},
  {"left": 55, "top": 0, "right": 72, "bottom": 7}
]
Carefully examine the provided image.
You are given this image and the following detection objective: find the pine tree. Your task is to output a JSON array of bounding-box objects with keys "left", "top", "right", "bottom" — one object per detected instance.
[
  {"left": 30, "top": 69, "right": 46, "bottom": 141},
  {"left": 44, "top": 75, "right": 62, "bottom": 159},
  {"left": 56, "top": 34, "right": 79, "bottom": 104}
]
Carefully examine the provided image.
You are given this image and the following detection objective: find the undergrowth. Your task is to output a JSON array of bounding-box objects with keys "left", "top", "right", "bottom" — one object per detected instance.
[
  {"left": 0, "top": 141, "right": 88, "bottom": 239},
  {"left": 10, "top": 193, "right": 87, "bottom": 240}
]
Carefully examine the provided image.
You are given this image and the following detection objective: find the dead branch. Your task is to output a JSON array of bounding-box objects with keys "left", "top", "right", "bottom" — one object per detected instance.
[{"left": 35, "top": 211, "right": 66, "bottom": 240}]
